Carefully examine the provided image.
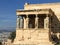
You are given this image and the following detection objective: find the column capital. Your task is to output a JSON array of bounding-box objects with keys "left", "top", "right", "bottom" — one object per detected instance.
[
  {"left": 26, "top": 15, "right": 29, "bottom": 18},
  {"left": 36, "top": 14, "right": 38, "bottom": 17}
]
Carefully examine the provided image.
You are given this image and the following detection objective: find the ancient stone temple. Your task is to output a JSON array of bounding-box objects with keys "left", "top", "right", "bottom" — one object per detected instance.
[{"left": 13, "top": 2, "right": 60, "bottom": 45}]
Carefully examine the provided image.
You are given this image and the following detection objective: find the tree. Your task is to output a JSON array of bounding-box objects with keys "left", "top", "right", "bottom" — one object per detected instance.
[
  {"left": 9, "top": 31, "right": 16, "bottom": 42},
  {"left": 0, "top": 42, "right": 2, "bottom": 45}
]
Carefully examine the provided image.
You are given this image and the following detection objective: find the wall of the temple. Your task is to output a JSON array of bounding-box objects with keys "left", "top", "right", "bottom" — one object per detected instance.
[{"left": 13, "top": 3, "right": 60, "bottom": 45}]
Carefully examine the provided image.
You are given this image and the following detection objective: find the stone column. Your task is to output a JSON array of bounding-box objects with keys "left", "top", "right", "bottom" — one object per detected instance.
[
  {"left": 17, "top": 16, "right": 20, "bottom": 29},
  {"left": 44, "top": 14, "right": 49, "bottom": 29},
  {"left": 20, "top": 16, "right": 24, "bottom": 28},
  {"left": 23, "top": 17, "right": 26, "bottom": 29},
  {"left": 26, "top": 15, "right": 29, "bottom": 29},
  {"left": 35, "top": 14, "right": 38, "bottom": 29}
]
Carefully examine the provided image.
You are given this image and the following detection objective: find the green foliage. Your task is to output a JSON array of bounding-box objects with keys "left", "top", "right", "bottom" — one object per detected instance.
[
  {"left": 9, "top": 31, "right": 16, "bottom": 42},
  {"left": 56, "top": 43, "right": 60, "bottom": 45},
  {"left": 0, "top": 42, "right": 2, "bottom": 45}
]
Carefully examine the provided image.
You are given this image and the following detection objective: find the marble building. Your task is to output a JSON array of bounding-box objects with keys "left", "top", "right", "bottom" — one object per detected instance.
[{"left": 13, "top": 2, "right": 60, "bottom": 45}]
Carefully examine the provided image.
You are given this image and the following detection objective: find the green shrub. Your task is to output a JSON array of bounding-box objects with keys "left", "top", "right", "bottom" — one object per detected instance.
[
  {"left": 8, "top": 31, "right": 16, "bottom": 42},
  {"left": 0, "top": 42, "right": 2, "bottom": 45}
]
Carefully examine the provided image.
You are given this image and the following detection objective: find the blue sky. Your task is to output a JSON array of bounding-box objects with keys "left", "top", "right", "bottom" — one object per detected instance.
[{"left": 0, "top": 0, "right": 60, "bottom": 30}]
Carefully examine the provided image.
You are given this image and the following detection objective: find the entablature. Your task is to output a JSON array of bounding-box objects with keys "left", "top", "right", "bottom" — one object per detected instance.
[{"left": 16, "top": 9, "right": 54, "bottom": 16}]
